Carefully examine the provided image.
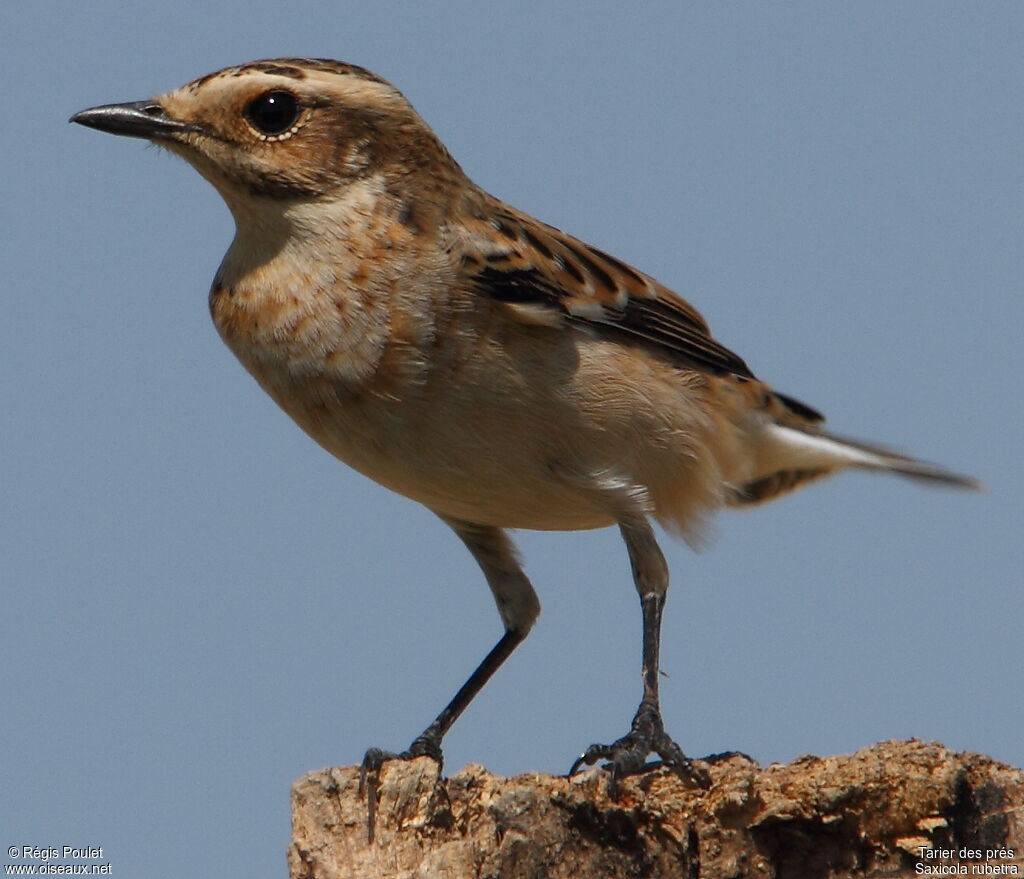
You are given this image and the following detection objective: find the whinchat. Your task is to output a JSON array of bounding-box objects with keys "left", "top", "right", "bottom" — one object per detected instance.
[{"left": 73, "top": 58, "right": 978, "bottom": 801}]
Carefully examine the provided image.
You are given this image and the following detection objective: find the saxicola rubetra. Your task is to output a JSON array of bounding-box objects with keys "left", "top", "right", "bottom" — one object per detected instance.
[{"left": 73, "top": 58, "right": 978, "bottom": 802}]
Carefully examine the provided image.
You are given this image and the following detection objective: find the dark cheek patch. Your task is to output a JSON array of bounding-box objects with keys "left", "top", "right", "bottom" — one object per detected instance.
[
  {"left": 234, "top": 128, "right": 369, "bottom": 199},
  {"left": 396, "top": 200, "right": 421, "bottom": 233}
]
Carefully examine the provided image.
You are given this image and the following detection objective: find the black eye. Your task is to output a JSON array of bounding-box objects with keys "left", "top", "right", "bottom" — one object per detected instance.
[{"left": 244, "top": 90, "right": 299, "bottom": 135}]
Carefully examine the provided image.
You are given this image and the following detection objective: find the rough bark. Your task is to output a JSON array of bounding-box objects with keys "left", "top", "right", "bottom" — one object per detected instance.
[{"left": 289, "top": 739, "right": 1023, "bottom": 879}]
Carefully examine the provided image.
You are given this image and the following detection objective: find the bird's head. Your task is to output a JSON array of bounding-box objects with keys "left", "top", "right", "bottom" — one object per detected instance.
[{"left": 72, "top": 58, "right": 461, "bottom": 218}]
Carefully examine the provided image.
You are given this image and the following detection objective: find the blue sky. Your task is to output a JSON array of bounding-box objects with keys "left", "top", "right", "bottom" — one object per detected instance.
[{"left": 3, "top": 2, "right": 1020, "bottom": 876}]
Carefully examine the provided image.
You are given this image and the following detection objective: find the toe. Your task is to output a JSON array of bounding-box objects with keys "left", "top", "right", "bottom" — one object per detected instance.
[
  {"left": 570, "top": 712, "right": 708, "bottom": 796},
  {"left": 404, "top": 734, "right": 443, "bottom": 765}
]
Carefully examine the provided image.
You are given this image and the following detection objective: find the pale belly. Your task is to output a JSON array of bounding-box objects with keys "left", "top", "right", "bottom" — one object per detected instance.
[
  {"left": 269, "top": 376, "right": 625, "bottom": 531},
  {"left": 217, "top": 297, "right": 729, "bottom": 536}
]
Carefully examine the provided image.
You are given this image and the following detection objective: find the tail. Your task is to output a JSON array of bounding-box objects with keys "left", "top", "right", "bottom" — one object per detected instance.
[{"left": 729, "top": 421, "right": 982, "bottom": 506}]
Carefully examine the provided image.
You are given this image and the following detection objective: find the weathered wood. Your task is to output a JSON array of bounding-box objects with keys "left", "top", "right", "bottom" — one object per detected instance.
[{"left": 289, "top": 739, "right": 1024, "bottom": 878}]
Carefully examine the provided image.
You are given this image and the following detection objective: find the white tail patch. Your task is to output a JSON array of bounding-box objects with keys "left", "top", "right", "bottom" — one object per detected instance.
[
  {"left": 765, "top": 424, "right": 889, "bottom": 471},
  {"left": 761, "top": 424, "right": 981, "bottom": 490}
]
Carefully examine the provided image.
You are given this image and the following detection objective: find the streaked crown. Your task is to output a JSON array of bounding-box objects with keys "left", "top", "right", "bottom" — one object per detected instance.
[{"left": 76, "top": 58, "right": 462, "bottom": 205}]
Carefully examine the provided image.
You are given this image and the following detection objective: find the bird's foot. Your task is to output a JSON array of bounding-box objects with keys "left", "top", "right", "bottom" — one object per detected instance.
[
  {"left": 569, "top": 700, "right": 710, "bottom": 798},
  {"left": 358, "top": 733, "right": 443, "bottom": 841}
]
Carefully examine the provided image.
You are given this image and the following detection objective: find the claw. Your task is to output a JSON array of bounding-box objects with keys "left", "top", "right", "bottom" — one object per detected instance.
[
  {"left": 358, "top": 737, "right": 444, "bottom": 842},
  {"left": 568, "top": 752, "right": 590, "bottom": 778},
  {"left": 568, "top": 702, "right": 709, "bottom": 797},
  {"left": 358, "top": 747, "right": 399, "bottom": 842}
]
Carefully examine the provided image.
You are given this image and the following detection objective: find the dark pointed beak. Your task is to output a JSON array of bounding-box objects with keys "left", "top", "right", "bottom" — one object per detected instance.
[{"left": 70, "top": 101, "right": 199, "bottom": 140}]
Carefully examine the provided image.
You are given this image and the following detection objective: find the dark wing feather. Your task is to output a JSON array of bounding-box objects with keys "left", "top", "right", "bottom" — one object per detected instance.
[
  {"left": 461, "top": 201, "right": 756, "bottom": 379},
  {"left": 597, "top": 297, "right": 754, "bottom": 378}
]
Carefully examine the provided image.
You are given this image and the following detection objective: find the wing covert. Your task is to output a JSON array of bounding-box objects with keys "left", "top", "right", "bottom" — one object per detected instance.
[{"left": 460, "top": 202, "right": 755, "bottom": 379}]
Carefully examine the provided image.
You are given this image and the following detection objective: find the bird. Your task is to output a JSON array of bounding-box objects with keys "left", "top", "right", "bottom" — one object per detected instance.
[{"left": 71, "top": 57, "right": 978, "bottom": 806}]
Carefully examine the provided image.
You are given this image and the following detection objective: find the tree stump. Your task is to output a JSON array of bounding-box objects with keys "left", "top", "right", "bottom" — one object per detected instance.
[{"left": 289, "top": 739, "right": 1023, "bottom": 878}]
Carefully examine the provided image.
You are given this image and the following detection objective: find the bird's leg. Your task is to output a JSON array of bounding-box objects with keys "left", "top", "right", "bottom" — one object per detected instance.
[
  {"left": 360, "top": 516, "right": 538, "bottom": 839},
  {"left": 359, "top": 628, "right": 525, "bottom": 839},
  {"left": 569, "top": 517, "right": 710, "bottom": 796}
]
